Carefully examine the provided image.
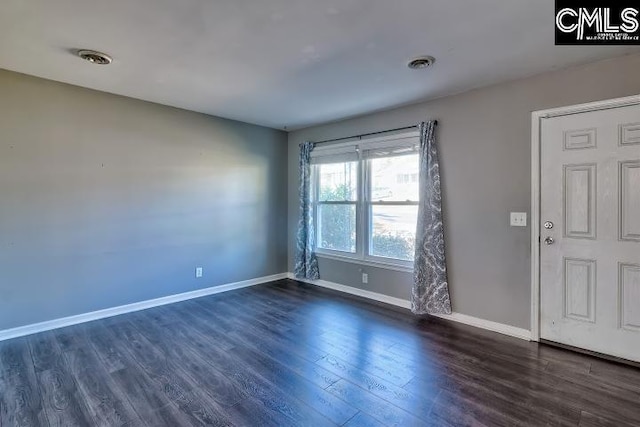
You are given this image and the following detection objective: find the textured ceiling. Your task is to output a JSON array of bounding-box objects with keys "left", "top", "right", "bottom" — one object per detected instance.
[{"left": 1, "top": 0, "right": 638, "bottom": 129}]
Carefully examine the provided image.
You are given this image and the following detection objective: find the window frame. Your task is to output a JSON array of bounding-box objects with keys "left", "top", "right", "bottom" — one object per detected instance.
[
  {"left": 312, "top": 162, "right": 360, "bottom": 258},
  {"left": 311, "top": 132, "right": 419, "bottom": 272}
]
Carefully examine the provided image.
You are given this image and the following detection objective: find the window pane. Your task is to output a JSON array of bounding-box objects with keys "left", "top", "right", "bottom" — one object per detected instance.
[
  {"left": 370, "top": 205, "right": 418, "bottom": 261},
  {"left": 318, "top": 162, "right": 358, "bottom": 201},
  {"left": 370, "top": 155, "right": 419, "bottom": 201},
  {"left": 318, "top": 204, "right": 356, "bottom": 253}
]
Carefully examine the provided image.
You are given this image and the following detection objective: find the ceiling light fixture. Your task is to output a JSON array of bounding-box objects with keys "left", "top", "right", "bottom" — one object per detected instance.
[
  {"left": 407, "top": 56, "right": 435, "bottom": 70},
  {"left": 77, "top": 49, "right": 112, "bottom": 65}
]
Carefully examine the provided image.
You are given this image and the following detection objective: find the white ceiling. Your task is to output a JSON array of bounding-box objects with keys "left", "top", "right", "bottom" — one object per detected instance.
[{"left": 1, "top": 0, "right": 638, "bottom": 130}]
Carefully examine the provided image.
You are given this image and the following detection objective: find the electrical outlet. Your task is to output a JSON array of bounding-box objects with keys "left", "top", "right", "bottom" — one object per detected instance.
[
  {"left": 510, "top": 212, "right": 527, "bottom": 227},
  {"left": 195, "top": 267, "right": 203, "bottom": 278},
  {"left": 362, "top": 273, "right": 368, "bottom": 284}
]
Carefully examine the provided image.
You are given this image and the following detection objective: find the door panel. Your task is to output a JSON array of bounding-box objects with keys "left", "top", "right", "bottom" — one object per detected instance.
[
  {"left": 620, "top": 122, "right": 640, "bottom": 146},
  {"left": 620, "top": 263, "right": 640, "bottom": 332},
  {"left": 563, "top": 258, "right": 596, "bottom": 323},
  {"left": 563, "top": 164, "right": 596, "bottom": 239},
  {"left": 540, "top": 103, "right": 640, "bottom": 363},
  {"left": 620, "top": 160, "right": 640, "bottom": 241}
]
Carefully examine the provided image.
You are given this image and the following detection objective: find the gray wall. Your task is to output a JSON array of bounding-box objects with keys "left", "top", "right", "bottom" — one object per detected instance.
[
  {"left": 288, "top": 53, "right": 640, "bottom": 330},
  {"left": 0, "top": 69, "right": 288, "bottom": 331}
]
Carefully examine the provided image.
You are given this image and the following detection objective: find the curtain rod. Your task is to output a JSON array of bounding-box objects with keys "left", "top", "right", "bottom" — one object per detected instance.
[{"left": 310, "top": 120, "right": 438, "bottom": 145}]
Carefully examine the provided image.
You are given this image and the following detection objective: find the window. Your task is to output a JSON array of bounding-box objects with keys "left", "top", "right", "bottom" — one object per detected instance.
[
  {"left": 396, "top": 173, "right": 418, "bottom": 184},
  {"left": 369, "top": 155, "right": 419, "bottom": 262},
  {"left": 311, "top": 133, "right": 420, "bottom": 270},
  {"left": 316, "top": 161, "right": 358, "bottom": 253}
]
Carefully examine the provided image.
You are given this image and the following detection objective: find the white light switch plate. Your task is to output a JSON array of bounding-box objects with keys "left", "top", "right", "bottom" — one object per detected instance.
[{"left": 510, "top": 212, "right": 527, "bottom": 227}]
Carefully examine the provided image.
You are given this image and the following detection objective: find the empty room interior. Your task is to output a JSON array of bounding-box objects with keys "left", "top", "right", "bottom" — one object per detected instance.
[{"left": 1, "top": 1, "right": 640, "bottom": 426}]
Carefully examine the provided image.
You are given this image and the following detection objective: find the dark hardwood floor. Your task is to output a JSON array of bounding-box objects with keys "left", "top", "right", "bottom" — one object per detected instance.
[{"left": 1, "top": 279, "right": 640, "bottom": 426}]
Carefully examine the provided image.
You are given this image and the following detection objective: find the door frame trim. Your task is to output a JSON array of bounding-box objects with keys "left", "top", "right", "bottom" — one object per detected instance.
[{"left": 530, "top": 94, "right": 640, "bottom": 341}]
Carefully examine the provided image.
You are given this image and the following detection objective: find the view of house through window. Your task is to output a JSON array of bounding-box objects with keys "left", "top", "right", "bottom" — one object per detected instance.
[
  {"left": 369, "top": 154, "right": 419, "bottom": 261},
  {"left": 313, "top": 148, "right": 419, "bottom": 266}
]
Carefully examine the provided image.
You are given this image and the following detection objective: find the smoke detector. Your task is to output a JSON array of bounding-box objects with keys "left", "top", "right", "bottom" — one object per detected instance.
[
  {"left": 408, "top": 56, "right": 435, "bottom": 70},
  {"left": 77, "top": 50, "right": 112, "bottom": 65}
]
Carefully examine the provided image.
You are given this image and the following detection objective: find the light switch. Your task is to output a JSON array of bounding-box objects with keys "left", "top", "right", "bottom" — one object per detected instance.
[{"left": 510, "top": 212, "right": 527, "bottom": 227}]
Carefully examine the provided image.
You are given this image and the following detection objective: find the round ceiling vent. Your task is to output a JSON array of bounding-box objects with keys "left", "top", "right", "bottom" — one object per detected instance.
[
  {"left": 407, "top": 56, "right": 435, "bottom": 70},
  {"left": 77, "top": 50, "right": 112, "bottom": 65}
]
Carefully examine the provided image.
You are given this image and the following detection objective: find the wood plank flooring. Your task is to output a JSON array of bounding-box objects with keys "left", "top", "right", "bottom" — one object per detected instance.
[{"left": 1, "top": 278, "right": 640, "bottom": 426}]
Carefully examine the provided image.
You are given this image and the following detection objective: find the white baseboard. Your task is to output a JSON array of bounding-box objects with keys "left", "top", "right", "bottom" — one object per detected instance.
[
  {"left": 1, "top": 272, "right": 531, "bottom": 343},
  {"left": 430, "top": 312, "right": 532, "bottom": 341},
  {"left": 288, "top": 272, "right": 531, "bottom": 341},
  {"left": 287, "top": 273, "right": 412, "bottom": 309},
  {"left": 0, "top": 273, "right": 288, "bottom": 342}
]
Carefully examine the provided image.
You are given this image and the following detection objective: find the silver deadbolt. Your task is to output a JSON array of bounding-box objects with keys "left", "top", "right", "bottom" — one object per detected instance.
[
  {"left": 544, "top": 221, "right": 554, "bottom": 229},
  {"left": 544, "top": 236, "right": 555, "bottom": 245}
]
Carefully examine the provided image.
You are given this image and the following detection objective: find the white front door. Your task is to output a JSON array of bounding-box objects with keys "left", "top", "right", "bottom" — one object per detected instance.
[{"left": 540, "top": 103, "right": 640, "bottom": 362}]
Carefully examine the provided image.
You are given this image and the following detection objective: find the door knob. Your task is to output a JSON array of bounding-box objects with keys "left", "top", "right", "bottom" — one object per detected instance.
[{"left": 544, "top": 236, "right": 555, "bottom": 245}]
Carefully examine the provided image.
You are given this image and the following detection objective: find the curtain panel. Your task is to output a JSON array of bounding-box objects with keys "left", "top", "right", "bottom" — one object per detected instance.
[
  {"left": 294, "top": 141, "right": 320, "bottom": 280},
  {"left": 412, "top": 121, "right": 452, "bottom": 314}
]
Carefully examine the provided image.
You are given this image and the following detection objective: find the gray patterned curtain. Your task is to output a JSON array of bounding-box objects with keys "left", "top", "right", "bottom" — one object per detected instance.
[
  {"left": 412, "top": 121, "right": 452, "bottom": 314},
  {"left": 294, "top": 142, "right": 320, "bottom": 280}
]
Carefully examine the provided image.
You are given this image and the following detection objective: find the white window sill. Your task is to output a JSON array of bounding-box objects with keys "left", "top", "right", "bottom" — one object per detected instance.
[{"left": 315, "top": 252, "right": 414, "bottom": 273}]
